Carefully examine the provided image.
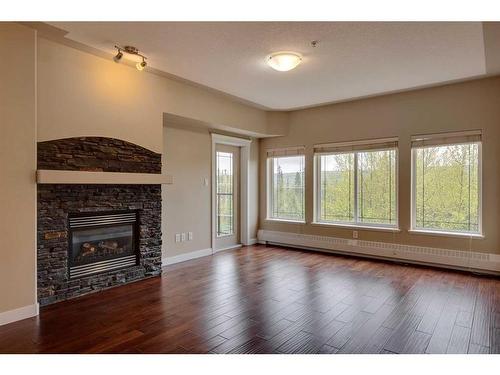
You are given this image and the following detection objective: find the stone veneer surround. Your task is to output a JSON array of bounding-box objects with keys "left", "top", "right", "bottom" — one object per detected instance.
[{"left": 37, "top": 137, "right": 162, "bottom": 306}]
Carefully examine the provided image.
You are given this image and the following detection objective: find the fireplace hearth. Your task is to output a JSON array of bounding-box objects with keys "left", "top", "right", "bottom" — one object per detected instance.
[{"left": 68, "top": 211, "right": 139, "bottom": 279}]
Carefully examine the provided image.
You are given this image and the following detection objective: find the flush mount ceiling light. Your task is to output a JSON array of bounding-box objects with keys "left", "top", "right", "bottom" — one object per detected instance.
[
  {"left": 266, "top": 51, "right": 302, "bottom": 72},
  {"left": 113, "top": 45, "right": 148, "bottom": 71}
]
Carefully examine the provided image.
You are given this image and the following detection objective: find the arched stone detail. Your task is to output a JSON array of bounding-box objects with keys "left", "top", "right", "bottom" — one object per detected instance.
[{"left": 37, "top": 137, "right": 161, "bottom": 173}]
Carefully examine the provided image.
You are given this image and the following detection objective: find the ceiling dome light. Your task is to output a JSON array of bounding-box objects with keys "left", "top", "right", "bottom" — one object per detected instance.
[{"left": 266, "top": 52, "right": 302, "bottom": 72}]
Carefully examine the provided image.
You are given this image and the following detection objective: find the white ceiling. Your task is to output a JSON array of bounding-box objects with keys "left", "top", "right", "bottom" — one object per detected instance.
[{"left": 50, "top": 22, "right": 489, "bottom": 110}]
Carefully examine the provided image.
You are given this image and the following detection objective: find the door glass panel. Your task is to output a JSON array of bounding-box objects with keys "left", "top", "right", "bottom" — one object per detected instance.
[{"left": 216, "top": 151, "right": 234, "bottom": 237}]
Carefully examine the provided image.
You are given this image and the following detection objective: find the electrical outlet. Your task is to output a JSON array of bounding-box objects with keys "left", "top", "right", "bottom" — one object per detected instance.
[
  {"left": 203, "top": 178, "right": 209, "bottom": 186},
  {"left": 175, "top": 233, "right": 181, "bottom": 243},
  {"left": 353, "top": 230, "right": 358, "bottom": 239},
  {"left": 181, "top": 233, "right": 186, "bottom": 242},
  {"left": 188, "top": 232, "right": 193, "bottom": 241}
]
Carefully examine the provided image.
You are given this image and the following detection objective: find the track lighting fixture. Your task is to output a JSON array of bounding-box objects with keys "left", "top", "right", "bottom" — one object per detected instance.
[{"left": 113, "top": 45, "right": 148, "bottom": 71}]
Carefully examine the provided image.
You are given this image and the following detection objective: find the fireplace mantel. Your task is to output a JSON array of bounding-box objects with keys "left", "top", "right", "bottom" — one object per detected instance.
[{"left": 36, "top": 170, "right": 173, "bottom": 185}]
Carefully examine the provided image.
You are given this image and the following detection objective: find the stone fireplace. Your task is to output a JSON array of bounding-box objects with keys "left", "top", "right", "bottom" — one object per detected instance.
[{"left": 37, "top": 137, "right": 163, "bottom": 306}]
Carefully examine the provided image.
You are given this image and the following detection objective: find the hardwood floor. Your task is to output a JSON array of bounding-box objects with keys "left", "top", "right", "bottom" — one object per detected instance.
[{"left": 0, "top": 244, "right": 499, "bottom": 354}]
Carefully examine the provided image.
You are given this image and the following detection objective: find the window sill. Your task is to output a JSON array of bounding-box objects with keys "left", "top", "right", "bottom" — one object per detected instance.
[
  {"left": 408, "top": 229, "right": 484, "bottom": 239},
  {"left": 265, "top": 218, "right": 306, "bottom": 225},
  {"left": 311, "top": 222, "right": 401, "bottom": 233}
]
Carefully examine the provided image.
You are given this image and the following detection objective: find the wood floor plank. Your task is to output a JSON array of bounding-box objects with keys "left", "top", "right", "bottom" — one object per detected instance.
[
  {"left": 383, "top": 313, "right": 423, "bottom": 353},
  {"left": 447, "top": 325, "right": 471, "bottom": 354},
  {"left": 425, "top": 305, "right": 459, "bottom": 354}
]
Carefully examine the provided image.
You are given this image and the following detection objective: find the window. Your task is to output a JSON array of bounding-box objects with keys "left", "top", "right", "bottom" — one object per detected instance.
[
  {"left": 314, "top": 138, "right": 398, "bottom": 228},
  {"left": 267, "top": 148, "right": 305, "bottom": 222},
  {"left": 411, "top": 131, "right": 482, "bottom": 235},
  {"left": 216, "top": 151, "right": 233, "bottom": 236}
]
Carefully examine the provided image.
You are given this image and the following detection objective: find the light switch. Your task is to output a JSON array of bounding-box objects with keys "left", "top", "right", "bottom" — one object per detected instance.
[
  {"left": 181, "top": 233, "right": 186, "bottom": 242},
  {"left": 175, "top": 233, "right": 181, "bottom": 243},
  {"left": 188, "top": 232, "right": 193, "bottom": 240}
]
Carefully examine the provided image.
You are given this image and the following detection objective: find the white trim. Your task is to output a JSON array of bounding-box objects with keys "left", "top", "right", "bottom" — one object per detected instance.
[
  {"left": 162, "top": 244, "right": 244, "bottom": 266},
  {"left": 408, "top": 229, "right": 484, "bottom": 239},
  {"left": 213, "top": 244, "right": 243, "bottom": 254},
  {"left": 162, "top": 248, "right": 213, "bottom": 266},
  {"left": 265, "top": 218, "right": 306, "bottom": 224},
  {"left": 247, "top": 238, "right": 258, "bottom": 245},
  {"left": 0, "top": 303, "right": 39, "bottom": 327},
  {"left": 211, "top": 134, "right": 252, "bottom": 248},
  {"left": 258, "top": 229, "right": 500, "bottom": 275},
  {"left": 37, "top": 170, "right": 174, "bottom": 185},
  {"left": 311, "top": 222, "right": 401, "bottom": 233}
]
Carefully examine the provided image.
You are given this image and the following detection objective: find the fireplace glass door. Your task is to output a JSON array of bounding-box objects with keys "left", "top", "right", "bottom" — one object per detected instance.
[{"left": 68, "top": 211, "right": 138, "bottom": 278}]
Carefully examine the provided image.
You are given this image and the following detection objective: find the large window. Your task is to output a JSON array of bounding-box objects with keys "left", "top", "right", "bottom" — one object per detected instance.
[
  {"left": 216, "top": 151, "right": 234, "bottom": 237},
  {"left": 314, "top": 139, "right": 398, "bottom": 228},
  {"left": 267, "top": 148, "right": 305, "bottom": 222},
  {"left": 411, "top": 131, "right": 481, "bottom": 235}
]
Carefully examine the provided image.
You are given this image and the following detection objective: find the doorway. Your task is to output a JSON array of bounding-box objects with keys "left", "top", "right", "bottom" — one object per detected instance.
[
  {"left": 211, "top": 133, "right": 252, "bottom": 253},
  {"left": 213, "top": 144, "right": 240, "bottom": 251}
]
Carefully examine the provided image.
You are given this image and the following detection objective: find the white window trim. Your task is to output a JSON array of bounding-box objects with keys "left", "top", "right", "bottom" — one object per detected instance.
[
  {"left": 408, "top": 229, "right": 484, "bottom": 239},
  {"left": 311, "top": 222, "right": 401, "bottom": 233},
  {"left": 266, "top": 154, "right": 306, "bottom": 222},
  {"left": 215, "top": 151, "right": 234, "bottom": 238},
  {"left": 313, "top": 146, "right": 399, "bottom": 230},
  {"left": 265, "top": 218, "right": 306, "bottom": 224},
  {"left": 410, "top": 141, "right": 483, "bottom": 237}
]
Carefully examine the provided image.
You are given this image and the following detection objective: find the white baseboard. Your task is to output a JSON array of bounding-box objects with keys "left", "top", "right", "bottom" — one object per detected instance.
[
  {"left": 246, "top": 238, "right": 258, "bottom": 245},
  {"left": 258, "top": 229, "right": 500, "bottom": 275},
  {"left": 213, "top": 244, "right": 242, "bottom": 254},
  {"left": 0, "top": 303, "right": 39, "bottom": 327},
  {"left": 162, "top": 248, "right": 213, "bottom": 266}
]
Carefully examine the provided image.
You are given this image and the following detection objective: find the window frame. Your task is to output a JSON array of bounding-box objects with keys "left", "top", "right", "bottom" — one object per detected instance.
[
  {"left": 313, "top": 145, "right": 399, "bottom": 230},
  {"left": 410, "top": 140, "right": 483, "bottom": 237},
  {"left": 266, "top": 154, "right": 306, "bottom": 223},
  {"left": 215, "top": 151, "right": 234, "bottom": 238}
]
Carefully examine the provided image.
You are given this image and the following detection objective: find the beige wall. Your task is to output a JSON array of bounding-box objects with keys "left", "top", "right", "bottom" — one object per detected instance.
[
  {"left": 162, "top": 126, "right": 212, "bottom": 257},
  {"left": 259, "top": 76, "right": 500, "bottom": 255},
  {"left": 162, "top": 125, "right": 260, "bottom": 259},
  {"left": 37, "top": 37, "right": 272, "bottom": 152},
  {"left": 0, "top": 24, "right": 37, "bottom": 314}
]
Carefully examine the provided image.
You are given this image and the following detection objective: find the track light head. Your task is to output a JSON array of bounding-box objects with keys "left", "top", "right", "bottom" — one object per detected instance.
[
  {"left": 136, "top": 58, "right": 147, "bottom": 71},
  {"left": 113, "top": 50, "right": 123, "bottom": 63}
]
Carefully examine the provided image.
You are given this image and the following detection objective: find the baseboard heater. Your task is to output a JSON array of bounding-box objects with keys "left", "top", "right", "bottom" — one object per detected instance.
[{"left": 258, "top": 229, "right": 500, "bottom": 276}]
